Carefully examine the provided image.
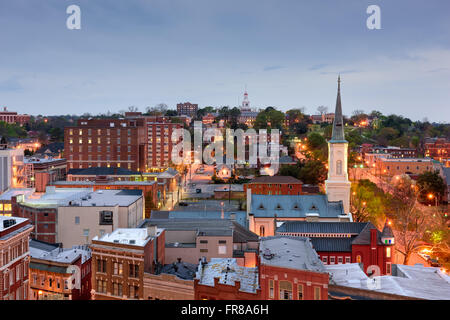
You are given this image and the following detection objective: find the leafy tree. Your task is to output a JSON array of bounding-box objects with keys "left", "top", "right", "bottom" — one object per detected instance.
[
  {"left": 165, "top": 109, "right": 178, "bottom": 117},
  {"left": 254, "top": 107, "right": 285, "bottom": 131},
  {"left": 298, "top": 159, "right": 327, "bottom": 185},
  {"left": 416, "top": 170, "right": 446, "bottom": 204},
  {"left": 350, "top": 180, "right": 386, "bottom": 224}
]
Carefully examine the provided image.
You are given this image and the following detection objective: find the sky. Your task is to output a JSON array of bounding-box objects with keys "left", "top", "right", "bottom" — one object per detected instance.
[{"left": 0, "top": 0, "right": 449, "bottom": 122}]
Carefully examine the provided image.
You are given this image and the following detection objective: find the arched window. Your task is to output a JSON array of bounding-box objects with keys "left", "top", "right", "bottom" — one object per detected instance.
[
  {"left": 336, "top": 160, "right": 342, "bottom": 175},
  {"left": 260, "top": 226, "right": 265, "bottom": 237},
  {"left": 356, "top": 255, "right": 362, "bottom": 263}
]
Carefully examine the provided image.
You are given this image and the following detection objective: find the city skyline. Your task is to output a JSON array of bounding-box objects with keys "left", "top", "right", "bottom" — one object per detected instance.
[{"left": 0, "top": 0, "right": 449, "bottom": 122}]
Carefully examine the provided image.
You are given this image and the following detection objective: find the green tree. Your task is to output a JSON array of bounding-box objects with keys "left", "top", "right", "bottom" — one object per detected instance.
[
  {"left": 298, "top": 159, "right": 327, "bottom": 185},
  {"left": 416, "top": 171, "right": 446, "bottom": 204},
  {"left": 350, "top": 180, "right": 386, "bottom": 224}
]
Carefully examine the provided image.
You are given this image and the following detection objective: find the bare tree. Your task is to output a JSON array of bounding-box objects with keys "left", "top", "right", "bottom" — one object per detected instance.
[
  {"left": 317, "top": 106, "right": 328, "bottom": 115},
  {"left": 146, "top": 103, "right": 168, "bottom": 116},
  {"left": 388, "top": 175, "right": 434, "bottom": 265},
  {"left": 128, "top": 106, "right": 139, "bottom": 112}
]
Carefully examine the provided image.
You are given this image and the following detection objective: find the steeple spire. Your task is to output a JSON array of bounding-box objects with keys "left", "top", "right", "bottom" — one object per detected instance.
[{"left": 331, "top": 75, "right": 346, "bottom": 142}]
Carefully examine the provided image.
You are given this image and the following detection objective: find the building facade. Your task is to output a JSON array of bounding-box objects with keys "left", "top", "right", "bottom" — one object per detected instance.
[
  {"left": 0, "top": 107, "right": 30, "bottom": 125},
  {"left": 177, "top": 102, "right": 198, "bottom": 117},
  {"left": 64, "top": 118, "right": 147, "bottom": 172},
  {"left": 0, "top": 216, "right": 33, "bottom": 300},
  {"left": 244, "top": 176, "right": 304, "bottom": 195},
  {"left": 90, "top": 226, "right": 165, "bottom": 300}
]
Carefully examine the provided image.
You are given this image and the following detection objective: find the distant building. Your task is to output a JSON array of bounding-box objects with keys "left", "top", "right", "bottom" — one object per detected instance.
[
  {"left": 139, "top": 218, "right": 259, "bottom": 266},
  {"left": 12, "top": 188, "right": 144, "bottom": 247},
  {"left": 194, "top": 258, "right": 261, "bottom": 300},
  {"left": 202, "top": 113, "right": 215, "bottom": 125},
  {"left": 177, "top": 102, "right": 198, "bottom": 118},
  {"left": 259, "top": 236, "right": 329, "bottom": 300},
  {"left": 374, "top": 158, "right": 438, "bottom": 178},
  {"left": 244, "top": 176, "right": 304, "bottom": 196},
  {"left": 23, "top": 157, "right": 67, "bottom": 191},
  {"left": 247, "top": 194, "right": 351, "bottom": 237},
  {"left": 90, "top": 226, "right": 165, "bottom": 300},
  {"left": 276, "top": 221, "right": 395, "bottom": 275},
  {"left": 0, "top": 188, "right": 34, "bottom": 217},
  {"left": 0, "top": 146, "right": 25, "bottom": 192},
  {"left": 29, "top": 239, "right": 92, "bottom": 300},
  {"left": 360, "top": 145, "right": 417, "bottom": 160},
  {"left": 310, "top": 113, "right": 335, "bottom": 124},
  {"left": 424, "top": 137, "right": 450, "bottom": 162},
  {"left": 34, "top": 142, "right": 64, "bottom": 159},
  {"left": 0, "top": 107, "right": 30, "bottom": 126},
  {"left": 238, "top": 91, "right": 259, "bottom": 127},
  {"left": 0, "top": 216, "right": 34, "bottom": 300},
  {"left": 64, "top": 118, "right": 148, "bottom": 172}
]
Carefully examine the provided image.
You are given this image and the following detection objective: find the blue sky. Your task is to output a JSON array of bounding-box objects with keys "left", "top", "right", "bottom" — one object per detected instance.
[{"left": 0, "top": 0, "right": 449, "bottom": 121}]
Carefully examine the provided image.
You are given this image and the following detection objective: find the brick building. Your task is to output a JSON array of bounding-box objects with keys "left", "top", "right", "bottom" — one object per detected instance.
[
  {"left": 90, "top": 226, "right": 165, "bottom": 300},
  {"left": 23, "top": 157, "right": 67, "bottom": 191},
  {"left": 0, "top": 216, "right": 34, "bottom": 300},
  {"left": 424, "top": 137, "right": 450, "bottom": 162},
  {"left": 374, "top": 158, "right": 438, "bottom": 178},
  {"left": 258, "top": 236, "right": 329, "bottom": 300},
  {"left": 29, "top": 239, "right": 92, "bottom": 300},
  {"left": 0, "top": 107, "right": 30, "bottom": 125},
  {"left": 194, "top": 258, "right": 261, "bottom": 300},
  {"left": 276, "top": 221, "right": 395, "bottom": 275},
  {"left": 177, "top": 102, "right": 198, "bottom": 117},
  {"left": 244, "top": 176, "right": 304, "bottom": 195},
  {"left": 64, "top": 118, "right": 147, "bottom": 172}
]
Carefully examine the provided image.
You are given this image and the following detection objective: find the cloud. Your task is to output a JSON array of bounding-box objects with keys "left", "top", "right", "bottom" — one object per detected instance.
[
  {"left": 309, "top": 64, "right": 327, "bottom": 71},
  {"left": 263, "top": 65, "right": 284, "bottom": 72}
]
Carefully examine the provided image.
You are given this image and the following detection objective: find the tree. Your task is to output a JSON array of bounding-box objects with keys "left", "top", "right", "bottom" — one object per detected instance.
[
  {"left": 298, "top": 159, "right": 327, "bottom": 185},
  {"left": 254, "top": 107, "right": 285, "bottom": 131},
  {"left": 416, "top": 170, "right": 446, "bottom": 204},
  {"left": 165, "top": 109, "right": 178, "bottom": 117},
  {"left": 350, "top": 180, "right": 386, "bottom": 224},
  {"left": 317, "top": 106, "right": 328, "bottom": 115},
  {"left": 145, "top": 103, "right": 168, "bottom": 116},
  {"left": 387, "top": 175, "right": 434, "bottom": 265}
]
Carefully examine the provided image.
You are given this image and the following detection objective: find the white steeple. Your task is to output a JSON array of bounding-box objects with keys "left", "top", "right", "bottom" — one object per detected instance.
[{"left": 325, "top": 76, "right": 351, "bottom": 215}]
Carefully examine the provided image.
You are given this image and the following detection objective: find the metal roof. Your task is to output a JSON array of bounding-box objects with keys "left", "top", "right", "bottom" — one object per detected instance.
[{"left": 277, "top": 221, "right": 369, "bottom": 234}]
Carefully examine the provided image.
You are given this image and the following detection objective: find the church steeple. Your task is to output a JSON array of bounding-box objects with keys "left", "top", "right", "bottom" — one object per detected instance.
[{"left": 331, "top": 76, "right": 346, "bottom": 142}]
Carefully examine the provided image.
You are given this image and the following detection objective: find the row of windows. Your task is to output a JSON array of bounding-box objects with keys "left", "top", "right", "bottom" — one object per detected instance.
[
  {"left": 68, "top": 138, "right": 133, "bottom": 145},
  {"left": 320, "top": 256, "right": 351, "bottom": 264},
  {"left": 96, "top": 259, "right": 140, "bottom": 278},
  {"left": 268, "top": 280, "right": 322, "bottom": 300},
  {"left": 1, "top": 241, "right": 28, "bottom": 267},
  {"left": 68, "top": 129, "right": 132, "bottom": 136},
  {"left": 3, "top": 263, "right": 28, "bottom": 290}
]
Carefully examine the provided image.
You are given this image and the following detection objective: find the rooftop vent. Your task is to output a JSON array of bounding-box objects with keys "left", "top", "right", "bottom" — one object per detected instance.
[{"left": 2, "top": 219, "right": 16, "bottom": 229}]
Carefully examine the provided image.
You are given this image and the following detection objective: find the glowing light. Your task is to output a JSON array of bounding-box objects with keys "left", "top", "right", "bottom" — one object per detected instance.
[
  {"left": 428, "top": 194, "right": 434, "bottom": 200},
  {"left": 38, "top": 290, "right": 43, "bottom": 295}
]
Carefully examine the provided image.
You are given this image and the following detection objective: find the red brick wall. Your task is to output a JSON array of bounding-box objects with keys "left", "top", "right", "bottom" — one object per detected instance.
[{"left": 244, "top": 183, "right": 303, "bottom": 195}]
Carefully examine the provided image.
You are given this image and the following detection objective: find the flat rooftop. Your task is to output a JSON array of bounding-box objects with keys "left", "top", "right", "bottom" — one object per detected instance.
[
  {"left": 93, "top": 227, "right": 163, "bottom": 247},
  {"left": 195, "top": 258, "right": 259, "bottom": 294},
  {"left": 30, "top": 239, "right": 91, "bottom": 264},
  {"left": 0, "top": 216, "right": 29, "bottom": 232},
  {"left": 19, "top": 188, "right": 142, "bottom": 208},
  {"left": 326, "top": 263, "right": 450, "bottom": 300},
  {"left": 53, "top": 180, "right": 156, "bottom": 186},
  {"left": 0, "top": 188, "right": 35, "bottom": 201},
  {"left": 259, "top": 236, "right": 326, "bottom": 273}
]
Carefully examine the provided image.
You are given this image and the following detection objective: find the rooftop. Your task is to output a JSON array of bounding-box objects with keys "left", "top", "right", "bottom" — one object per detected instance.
[
  {"left": 0, "top": 188, "right": 35, "bottom": 201},
  {"left": 248, "top": 175, "right": 303, "bottom": 184},
  {"left": 18, "top": 187, "right": 142, "bottom": 208},
  {"left": 250, "top": 194, "right": 346, "bottom": 218},
  {"left": 93, "top": 227, "right": 163, "bottom": 247},
  {"left": 0, "top": 216, "right": 30, "bottom": 232},
  {"left": 195, "top": 258, "right": 259, "bottom": 294},
  {"left": 259, "top": 236, "right": 327, "bottom": 273},
  {"left": 30, "top": 239, "right": 91, "bottom": 264},
  {"left": 327, "top": 263, "right": 450, "bottom": 300}
]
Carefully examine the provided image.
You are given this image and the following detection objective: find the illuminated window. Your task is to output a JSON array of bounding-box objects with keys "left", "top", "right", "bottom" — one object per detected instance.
[
  {"left": 356, "top": 255, "right": 362, "bottom": 263},
  {"left": 279, "top": 281, "right": 292, "bottom": 300},
  {"left": 314, "top": 286, "right": 321, "bottom": 300},
  {"left": 386, "top": 247, "right": 391, "bottom": 258}
]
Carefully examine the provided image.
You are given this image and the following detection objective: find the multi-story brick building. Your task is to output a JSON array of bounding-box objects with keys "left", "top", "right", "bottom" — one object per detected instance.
[
  {"left": 258, "top": 236, "right": 329, "bottom": 300},
  {"left": 0, "top": 107, "right": 30, "bottom": 126},
  {"left": 424, "top": 137, "right": 450, "bottom": 162},
  {"left": 276, "top": 221, "right": 395, "bottom": 275},
  {"left": 64, "top": 118, "right": 147, "bottom": 172},
  {"left": 22, "top": 157, "right": 67, "bottom": 191},
  {"left": 244, "top": 176, "right": 304, "bottom": 196},
  {"left": 90, "top": 226, "right": 165, "bottom": 300},
  {"left": 374, "top": 158, "right": 438, "bottom": 178},
  {"left": 0, "top": 216, "right": 34, "bottom": 300},
  {"left": 29, "top": 239, "right": 92, "bottom": 300},
  {"left": 177, "top": 102, "right": 198, "bottom": 118}
]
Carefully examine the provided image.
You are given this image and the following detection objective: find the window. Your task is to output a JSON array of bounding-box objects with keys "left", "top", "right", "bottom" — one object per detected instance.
[
  {"left": 75, "top": 216, "right": 80, "bottom": 225},
  {"left": 200, "top": 249, "right": 208, "bottom": 253},
  {"left": 113, "top": 262, "right": 123, "bottom": 275},
  {"left": 83, "top": 229, "right": 89, "bottom": 237},
  {"left": 259, "top": 226, "right": 265, "bottom": 237},
  {"left": 97, "top": 259, "right": 107, "bottom": 273},
  {"left": 99, "top": 211, "right": 113, "bottom": 225},
  {"left": 129, "top": 285, "right": 139, "bottom": 299},
  {"left": 338, "top": 256, "right": 343, "bottom": 264},
  {"left": 345, "top": 256, "right": 351, "bottom": 264},
  {"left": 314, "top": 286, "right": 321, "bottom": 300},
  {"left": 386, "top": 262, "right": 392, "bottom": 275},
  {"left": 129, "top": 264, "right": 139, "bottom": 278},
  {"left": 199, "top": 240, "right": 208, "bottom": 244},
  {"left": 218, "top": 246, "right": 226, "bottom": 255},
  {"left": 356, "top": 255, "right": 362, "bottom": 263},
  {"left": 330, "top": 256, "right": 335, "bottom": 264},
  {"left": 269, "top": 280, "right": 274, "bottom": 299},
  {"left": 386, "top": 247, "right": 391, "bottom": 258},
  {"left": 113, "top": 283, "right": 122, "bottom": 296},
  {"left": 279, "top": 281, "right": 293, "bottom": 300},
  {"left": 298, "top": 284, "right": 304, "bottom": 300},
  {"left": 322, "top": 256, "right": 328, "bottom": 264},
  {"left": 97, "top": 280, "right": 106, "bottom": 293},
  {"left": 336, "top": 160, "right": 342, "bottom": 175}
]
